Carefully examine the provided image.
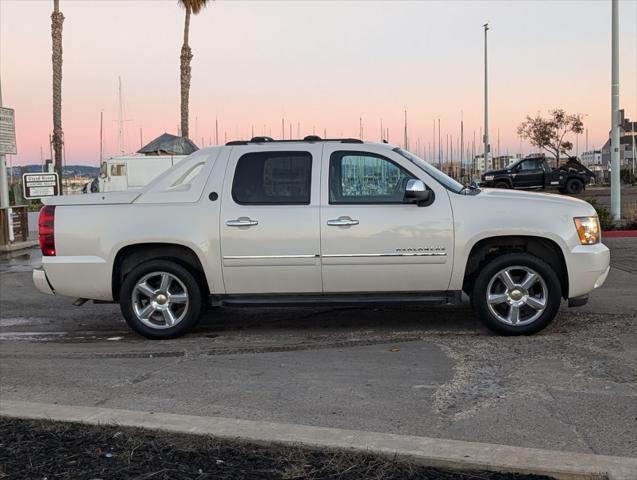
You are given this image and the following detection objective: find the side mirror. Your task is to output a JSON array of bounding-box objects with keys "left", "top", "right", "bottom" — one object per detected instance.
[{"left": 405, "top": 179, "right": 434, "bottom": 206}]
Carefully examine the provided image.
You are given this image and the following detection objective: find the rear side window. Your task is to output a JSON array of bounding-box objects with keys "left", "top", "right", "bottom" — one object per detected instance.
[{"left": 232, "top": 151, "right": 312, "bottom": 205}]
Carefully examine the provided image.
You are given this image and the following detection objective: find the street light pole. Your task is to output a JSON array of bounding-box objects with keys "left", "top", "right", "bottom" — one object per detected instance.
[
  {"left": 0, "top": 78, "right": 9, "bottom": 209},
  {"left": 483, "top": 23, "right": 490, "bottom": 173},
  {"left": 610, "top": 0, "right": 621, "bottom": 220}
]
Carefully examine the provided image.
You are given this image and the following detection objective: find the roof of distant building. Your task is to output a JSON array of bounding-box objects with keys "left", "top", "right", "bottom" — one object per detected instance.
[{"left": 137, "top": 133, "right": 199, "bottom": 156}]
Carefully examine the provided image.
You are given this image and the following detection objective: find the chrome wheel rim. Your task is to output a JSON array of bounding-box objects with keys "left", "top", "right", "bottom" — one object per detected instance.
[
  {"left": 132, "top": 271, "right": 189, "bottom": 330},
  {"left": 486, "top": 266, "right": 548, "bottom": 326}
]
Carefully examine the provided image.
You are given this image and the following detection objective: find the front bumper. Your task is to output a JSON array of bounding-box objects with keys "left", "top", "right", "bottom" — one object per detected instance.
[
  {"left": 566, "top": 243, "right": 610, "bottom": 298},
  {"left": 568, "top": 294, "right": 589, "bottom": 307},
  {"left": 33, "top": 268, "right": 55, "bottom": 296}
]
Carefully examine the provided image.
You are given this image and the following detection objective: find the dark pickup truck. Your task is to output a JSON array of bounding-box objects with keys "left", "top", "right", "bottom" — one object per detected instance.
[{"left": 480, "top": 156, "right": 595, "bottom": 194}]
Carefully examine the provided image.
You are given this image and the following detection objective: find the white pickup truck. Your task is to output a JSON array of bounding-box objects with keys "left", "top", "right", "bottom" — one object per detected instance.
[{"left": 34, "top": 137, "right": 610, "bottom": 339}]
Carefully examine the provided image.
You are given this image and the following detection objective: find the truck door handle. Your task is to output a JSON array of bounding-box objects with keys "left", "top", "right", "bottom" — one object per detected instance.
[
  {"left": 226, "top": 217, "right": 258, "bottom": 227},
  {"left": 327, "top": 217, "right": 359, "bottom": 226}
]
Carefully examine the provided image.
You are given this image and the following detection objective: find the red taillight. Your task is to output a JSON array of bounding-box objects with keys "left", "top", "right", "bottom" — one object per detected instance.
[{"left": 38, "top": 205, "right": 56, "bottom": 256}]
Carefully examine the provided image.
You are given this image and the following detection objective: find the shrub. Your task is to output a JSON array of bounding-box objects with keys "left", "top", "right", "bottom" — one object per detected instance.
[
  {"left": 588, "top": 199, "right": 615, "bottom": 230},
  {"left": 620, "top": 169, "right": 635, "bottom": 185},
  {"left": 27, "top": 199, "right": 43, "bottom": 212}
]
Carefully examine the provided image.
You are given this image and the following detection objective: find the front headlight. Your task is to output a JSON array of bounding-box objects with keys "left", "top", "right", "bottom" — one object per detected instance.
[
  {"left": 484, "top": 175, "right": 494, "bottom": 181},
  {"left": 574, "top": 216, "right": 600, "bottom": 245}
]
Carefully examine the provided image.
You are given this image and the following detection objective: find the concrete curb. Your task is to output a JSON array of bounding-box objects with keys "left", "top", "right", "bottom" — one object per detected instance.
[
  {"left": 1, "top": 400, "right": 635, "bottom": 480},
  {"left": 0, "top": 239, "right": 37, "bottom": 253},
  {"left": 603, "top": 230, "right": 637, "bottom": 238}
]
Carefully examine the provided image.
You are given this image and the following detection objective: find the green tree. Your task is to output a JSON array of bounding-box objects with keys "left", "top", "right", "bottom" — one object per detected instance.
[
  {"left": 517, "top": 109, "right": 584, "bottom": 165},
  {"left": 178, "top": 0, "right": 210, "bottom": 139}
]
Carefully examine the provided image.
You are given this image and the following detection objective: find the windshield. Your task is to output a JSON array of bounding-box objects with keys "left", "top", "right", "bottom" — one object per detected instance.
[
  {"left": 507, "top": 158, "right": 523, "bottom": 170},
  {"left": 394, "top": 148, "right": 465, "bottom": 193}
]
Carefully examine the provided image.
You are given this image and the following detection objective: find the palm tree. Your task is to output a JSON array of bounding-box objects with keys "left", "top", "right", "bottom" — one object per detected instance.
[
  {"left": 51, "top": 0, "right": 64, "bottom": 186},
  {"left": 178, "top": 0, "right": 210, "bottom": 139}
]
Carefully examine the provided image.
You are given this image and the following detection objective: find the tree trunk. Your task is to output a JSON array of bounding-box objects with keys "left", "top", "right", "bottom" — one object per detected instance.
[
  {"left": 556, "top": 130, "right": 569, "bottom": 167},
  {"left": 180, "top": 7, "right": 192, "bottom": 139},
  {"left": 51, "top": 0, "right": 64, "bottom": 191}
]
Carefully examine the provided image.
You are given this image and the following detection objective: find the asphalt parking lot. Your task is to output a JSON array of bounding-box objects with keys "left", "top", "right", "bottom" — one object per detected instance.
[{"left": 1, "top": 239, "right": 635, "bottom": 458}]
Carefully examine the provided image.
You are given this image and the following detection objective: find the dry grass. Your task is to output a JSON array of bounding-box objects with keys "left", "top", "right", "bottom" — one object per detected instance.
[
  {"left": 0, "top": 417, "right": 555, "bottom": 480},
  {"left": 622, "top": 202, "right": 637, "bottom": 228}
]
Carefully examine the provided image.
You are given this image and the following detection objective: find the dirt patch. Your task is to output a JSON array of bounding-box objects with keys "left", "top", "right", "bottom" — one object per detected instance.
[{"left": 0, "top": 417, "right": 554, "bottom": 480}]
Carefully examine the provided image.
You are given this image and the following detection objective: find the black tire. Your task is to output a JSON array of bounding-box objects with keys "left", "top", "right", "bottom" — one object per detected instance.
[
  {"left": 565, "top": 178, "right": 583, "bottom": 194},
  {"left": 471, "top": 253, "right": 561, "bottom": 335},
  {"left": 494, "top": 181, "right": 510, "bottom": 189},
  {"left": 119, "top": 260, "right": 204, "bottom": 339}
]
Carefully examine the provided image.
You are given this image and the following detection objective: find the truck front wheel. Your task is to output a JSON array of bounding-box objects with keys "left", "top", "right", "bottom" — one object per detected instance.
[
  {"left": 494, "top": 181, "right": 510, "bottom": 189},
  {"left": 565, "top": 178, "right": 584, "bottom": 194},
  {"left": 471, "top": 253, "right": 561, "bottom": 335},
  {"left": 119, "top": 260, "right": 204, "bottom": 339}
]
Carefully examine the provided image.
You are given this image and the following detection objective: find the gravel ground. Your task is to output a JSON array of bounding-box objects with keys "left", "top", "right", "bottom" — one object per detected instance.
[
  {"left": 0, "top": 418, "right": 555, "bottom": 480},
  {"left": 1, "top": 240, "right": 635, "bottom": 457}
]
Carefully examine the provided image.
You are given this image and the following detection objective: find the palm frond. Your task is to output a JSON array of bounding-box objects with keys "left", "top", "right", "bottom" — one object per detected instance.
[{"left": 178, "top": 0, "right": 211, "bottom": 14}]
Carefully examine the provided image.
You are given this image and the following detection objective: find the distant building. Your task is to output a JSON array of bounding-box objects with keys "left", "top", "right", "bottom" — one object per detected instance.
[
  {"left": 579, "top": 150, "right": 604, "bottom": 182},
  {"left": 581, "top": 150, "right": 602, "bottom": 167},
  {"left": 601, "top": 109, "right": 636, "bottom": 170},
  {"left": 492, "top": 154, "right": 521, "bottom": 170},
  {"left": 473, "top": 153, "right": 492, "bottom": 174},
  {"left": 473, "top": 153, "right": 524, "bottom": 174}
]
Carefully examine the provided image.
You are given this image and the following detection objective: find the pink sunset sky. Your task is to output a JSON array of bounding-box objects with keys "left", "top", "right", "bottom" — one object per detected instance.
[{"left": 1, "top": 0, "right": 636, "bottom": 166}]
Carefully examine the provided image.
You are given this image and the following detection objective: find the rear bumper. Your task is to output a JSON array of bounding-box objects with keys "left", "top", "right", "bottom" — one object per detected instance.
[
  {"left": 33, "top": 268, "right": 55, "bottom": 296},
  {"left": 38, "top": 256, "right": 113, "bottom": 301}
]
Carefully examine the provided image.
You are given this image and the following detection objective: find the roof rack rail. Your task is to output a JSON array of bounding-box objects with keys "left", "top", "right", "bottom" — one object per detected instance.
[{"left": 225, "top": 136, "right": 363, "bottom": 146}]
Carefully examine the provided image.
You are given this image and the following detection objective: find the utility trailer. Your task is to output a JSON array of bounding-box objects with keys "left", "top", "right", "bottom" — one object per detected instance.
[
  {"left": 97, "top": 155, "right": 187, "bottom": 192},
  {"left": 88, "top": 133, "right": 199, "bottom": 193}
]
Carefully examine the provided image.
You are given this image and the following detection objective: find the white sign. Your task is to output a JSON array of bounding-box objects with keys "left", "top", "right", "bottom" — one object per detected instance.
[
  {"left": 0, "top": 107, "right": 17, "bottom": 155},
  {"left": 22, "top": 172, "right": 59, "bottom": 199}
]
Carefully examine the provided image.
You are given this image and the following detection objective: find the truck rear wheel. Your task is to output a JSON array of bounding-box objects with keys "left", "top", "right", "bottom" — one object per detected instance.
[
  {"left": 119, "top": 260, "right": 203, "bottom": 339},
  {"left": 565, "top": 178, "right": 584, "bottom": 194},
  {"left": 471, "top": 253, "right": 561, "bottom": 335}
]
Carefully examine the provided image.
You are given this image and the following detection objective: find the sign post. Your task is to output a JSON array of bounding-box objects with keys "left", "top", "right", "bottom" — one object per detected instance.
[
  {"left": 0, "top": 107, "right": 17, "bottom": 156},
  {"left": 22, "top": 173, "right": 60, "bottom": 199},
  {"left": 0, "top": 82, "right": 17, "bottom": 208}
]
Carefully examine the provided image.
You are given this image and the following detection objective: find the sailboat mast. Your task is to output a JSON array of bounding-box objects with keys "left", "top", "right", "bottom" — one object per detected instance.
[
  {"left": 117, "top": 76, "right": 124, "bottom": 155},
  {"left": 403, "top": 109, "right": 408, "bottom": 150},
  {"left": 99, "top": 111, "right": 103, "bottom": 165},
  {"left": 460, "top": 111, "right": 464, "bottom": 171}
]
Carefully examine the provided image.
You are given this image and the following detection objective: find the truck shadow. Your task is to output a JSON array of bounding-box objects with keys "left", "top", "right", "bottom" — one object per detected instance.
[{"left": 196, "top": 304, "right": 482, "bottom": 335}]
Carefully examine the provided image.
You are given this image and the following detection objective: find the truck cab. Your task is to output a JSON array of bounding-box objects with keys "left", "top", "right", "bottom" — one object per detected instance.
[{"left": 508, "top": 157, "right": 551, "bottom": 188}]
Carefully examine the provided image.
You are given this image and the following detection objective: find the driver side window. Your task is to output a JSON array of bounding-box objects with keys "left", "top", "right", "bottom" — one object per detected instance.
[
  {"left": 519, "top": 159, "right": 540, "bottom": 171},
  {"left": 329, "top": 151, "right": 416, "bottom": 204}
]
